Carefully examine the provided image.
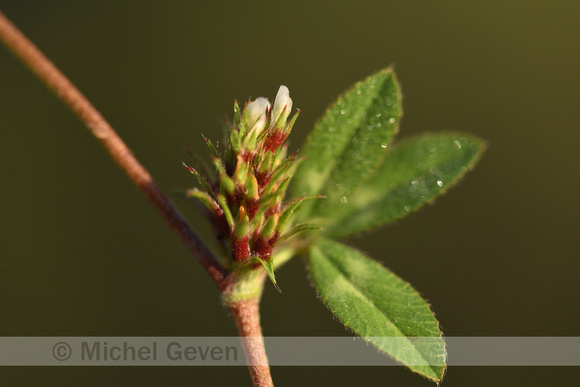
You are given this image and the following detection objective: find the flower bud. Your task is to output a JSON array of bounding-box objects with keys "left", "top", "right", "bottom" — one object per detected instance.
[
  {"left": 271, "top": 85, "right": 292, "bottom": 127},
  {"left": 233, "top": 157, "right": 249, "bottom": 187},
  {"left": 234, "top": 211, "right": 250, "bottom": 239},
  {"left": 220, "top": 175, "right": 236, "bottom": 196},
  {"left": 245, "top": 173, "right": 260, "bottom": 201},
  {"left": 260, "top": 215, "right": 277, "bottom": 241},
  {"left": 246, "top": 97, "right": 270, "bottom": 133}
]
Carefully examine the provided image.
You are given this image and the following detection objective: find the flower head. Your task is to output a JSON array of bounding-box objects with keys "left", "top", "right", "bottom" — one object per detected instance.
[{"left": 184, "top": 86, "right": 319, "bottom": 285}]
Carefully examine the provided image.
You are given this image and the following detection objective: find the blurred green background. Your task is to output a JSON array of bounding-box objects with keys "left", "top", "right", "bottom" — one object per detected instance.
[{"left": 1, "top": 1, "right": 579, "bottom": 386}]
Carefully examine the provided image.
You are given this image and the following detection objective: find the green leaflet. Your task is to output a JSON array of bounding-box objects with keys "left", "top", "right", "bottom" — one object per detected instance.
[
  {"left": 308, "top": 238, "right": 446, "bottom": 382},
  {"left": 324, "top": 132, "right": 487, "bottom": 238},
  {"left": 291, "top": 68, "right": 401, "bottom": 220}
]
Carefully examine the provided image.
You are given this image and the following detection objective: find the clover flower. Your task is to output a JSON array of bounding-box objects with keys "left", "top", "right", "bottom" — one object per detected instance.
[{"left": 184, "top": 86, "right": 319, "bottom": 285}]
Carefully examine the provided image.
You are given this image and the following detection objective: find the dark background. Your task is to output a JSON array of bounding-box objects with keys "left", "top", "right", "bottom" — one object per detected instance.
[{"left": 1, "top": 1, "right": 579, "bottom": 386}]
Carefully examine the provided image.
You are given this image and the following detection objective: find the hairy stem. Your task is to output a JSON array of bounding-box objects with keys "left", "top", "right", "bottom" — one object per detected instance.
[
  {"left": 1, "top": 10, "right": 274, "bottom": 384},
  {"left": 229, "top": 297, "right": 273, "bottom": 387},
  {"left": 0, "top": 10, "right": 226, "bottom": 287},
  {"left": 222, "top": 269, "right": 272, "bottom": 386}
]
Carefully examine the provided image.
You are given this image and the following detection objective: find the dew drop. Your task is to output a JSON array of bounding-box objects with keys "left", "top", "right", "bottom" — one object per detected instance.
[
  {"left": 341, "top": 196, "right": 348, "bottom": 204},
  {"left": 376, "top": 113, "right": 382, "bottom": 118},
  {"left": 437, "top": 180, "right": 443, "bottom": 187},
  {"left": 340, "top": 109, "right": 345, "bottom": 115},
  {"left": 453, "top": 140, "right": 462, "bottom": 149},
  {"left": 389, "top": 117, "right": 396, "bottom": 124},
  {"left": 380, "top": 144, "right": 388, "bottom": 149}
]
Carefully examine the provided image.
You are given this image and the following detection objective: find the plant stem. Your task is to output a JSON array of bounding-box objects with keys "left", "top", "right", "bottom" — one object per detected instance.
[
  {"left": 228, "top": 297, "right": 273, "bottom": 387},
  {"left": 0, "top": 10, "right": 227, "bottom": 287},
  {"left": 0, "top": 10, "right": 275, "bottom": 384}
]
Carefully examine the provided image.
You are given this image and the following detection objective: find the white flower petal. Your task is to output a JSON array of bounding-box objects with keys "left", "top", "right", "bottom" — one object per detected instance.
[
  {"left": 246, "top": 97, "right": 270, "bottom": 130},
  {"left": 272, "top": 85, "right": 292, "bottom": 126},
  {"left": 247, "top": 113, "right": 268, "bottom": 137}
]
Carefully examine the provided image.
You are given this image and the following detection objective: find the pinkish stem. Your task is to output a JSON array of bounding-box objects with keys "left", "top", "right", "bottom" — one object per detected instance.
[
  {"left": 0, "top": 10, "right": 226, "bottom": 287},
  {"left": 228, "top": 297, "right": 273, "bottom": 387},
  {"left": 0, "top": 10, "right": 274, "bottom": 385}
]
